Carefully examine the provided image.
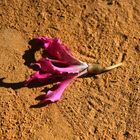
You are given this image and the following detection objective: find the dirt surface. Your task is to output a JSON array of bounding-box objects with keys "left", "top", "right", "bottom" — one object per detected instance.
[{"left": 0, "top": 0, "right": 140, "bottom": 139}]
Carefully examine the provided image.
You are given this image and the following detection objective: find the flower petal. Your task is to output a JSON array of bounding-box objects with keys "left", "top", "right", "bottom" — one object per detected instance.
[
  {"left": 34, "top": 58, "right": 88, "bottom": 74},
  {"left": 34, "top": 58, "right": 60, "bottom": 74},
  {"left": 34, "top": 37, "right": 82, "bottom": 65},
  {"left": 25, "top": 71, "right": 52, "bottom": 86},
  {"left": 39, "top": 76, "right": 76, "bottom": 104}
]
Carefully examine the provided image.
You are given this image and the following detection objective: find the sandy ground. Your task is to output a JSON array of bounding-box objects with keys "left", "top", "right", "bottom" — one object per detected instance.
[{"left": 0, "top": 0, "right": 140, "bottom": 139}]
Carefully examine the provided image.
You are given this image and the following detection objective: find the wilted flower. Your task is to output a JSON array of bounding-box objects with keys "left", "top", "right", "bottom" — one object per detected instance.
[{"left": 25, "top": 37, "right": 122, "bottom": 105}]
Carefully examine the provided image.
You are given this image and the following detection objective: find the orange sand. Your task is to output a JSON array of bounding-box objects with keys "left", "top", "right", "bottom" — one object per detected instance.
[{"left": 0, "top": 0, "right": 140, "bottom": 139}]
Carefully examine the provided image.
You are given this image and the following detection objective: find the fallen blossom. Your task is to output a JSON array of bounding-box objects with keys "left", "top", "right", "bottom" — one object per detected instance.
[{"left": 25, "top": 37, "right": 122, "bottom": 105}]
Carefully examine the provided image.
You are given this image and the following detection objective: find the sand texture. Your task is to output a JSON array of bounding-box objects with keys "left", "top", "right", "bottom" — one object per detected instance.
[{"left": 0, "top": 0, "right": 140, "bottom": 139}]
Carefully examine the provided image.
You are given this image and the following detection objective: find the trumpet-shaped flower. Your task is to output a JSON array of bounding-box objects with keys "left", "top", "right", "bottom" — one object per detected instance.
[{"left": 25, "top": 37, "right": 122, "bottom": 105}]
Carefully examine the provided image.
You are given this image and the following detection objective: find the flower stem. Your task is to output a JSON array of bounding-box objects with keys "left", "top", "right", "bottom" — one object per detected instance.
[
  {"left": 79, "top": 62, "right": 123, "bottom": 78},
  {"left": 103, "top": 62, "right": 122, "bottom": 73}
]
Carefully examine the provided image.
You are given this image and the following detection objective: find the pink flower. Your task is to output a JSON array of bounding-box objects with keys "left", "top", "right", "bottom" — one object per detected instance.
[
  {"left": 25, "top": 37, "right": 122, "bottom": 106},
  {"left": 25, "top": 37, "right": 88, "bottom": 105}
]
